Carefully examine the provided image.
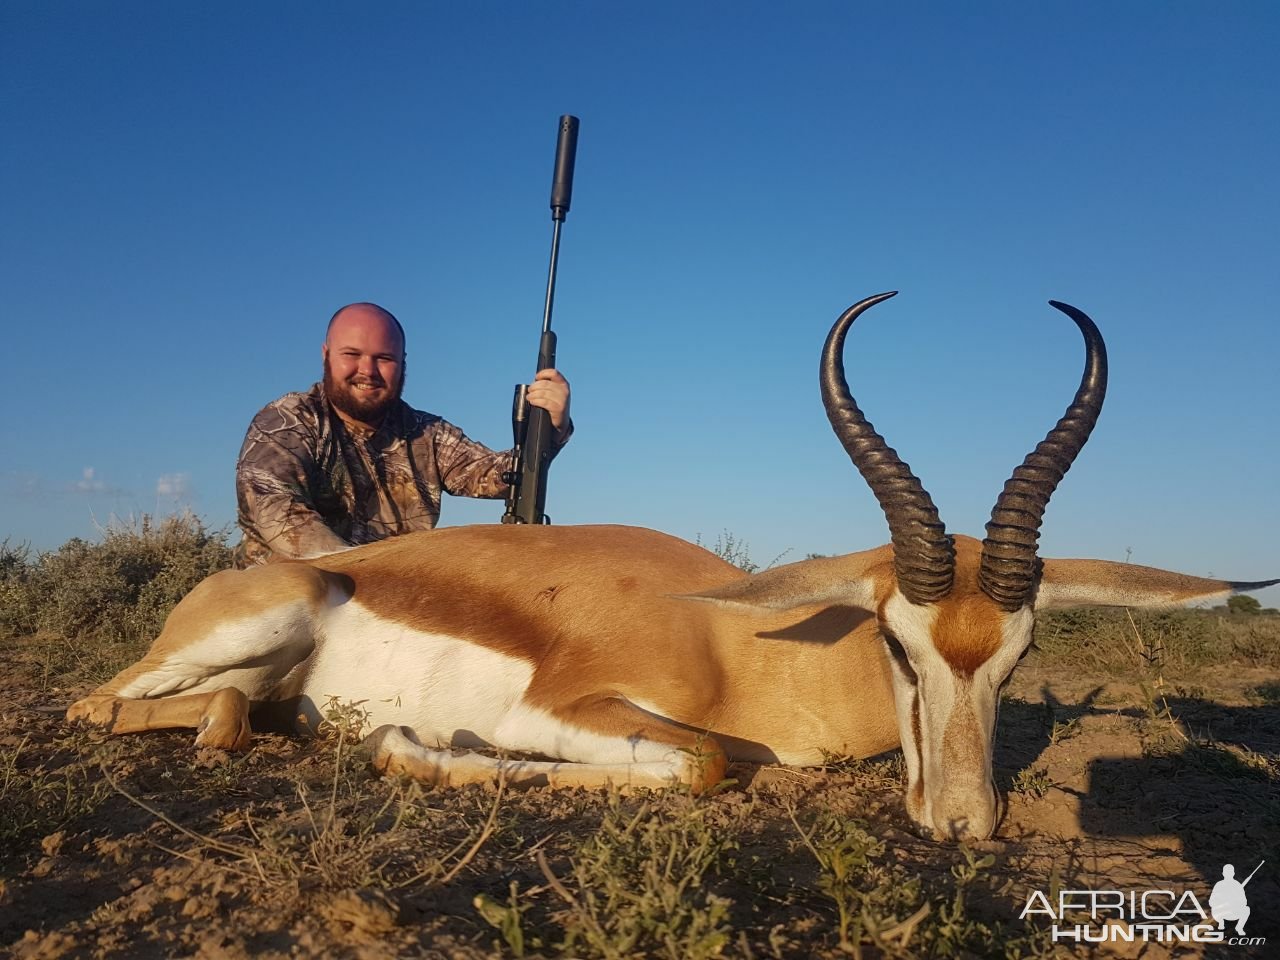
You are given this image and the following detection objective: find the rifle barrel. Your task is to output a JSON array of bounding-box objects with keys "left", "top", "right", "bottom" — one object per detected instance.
[
  {"left": 501, "top": 114, "right": 580, "bottom": 525},
  {"left": 542, "top": 218, "right": 563, "bottom": 336},
  {"left": 541, "top": 116, "right": 577, "bottom": 336}
]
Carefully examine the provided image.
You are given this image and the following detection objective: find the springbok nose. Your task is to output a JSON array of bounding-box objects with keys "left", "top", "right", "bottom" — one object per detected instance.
[
  {"left": 936, "top": 784, "right": 997, "bottom": 841},
  {"left": 938, "top": 814, "right": 986, "bottom": 842}
]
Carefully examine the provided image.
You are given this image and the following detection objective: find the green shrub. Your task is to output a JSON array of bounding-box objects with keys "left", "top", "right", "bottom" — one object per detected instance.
[
  {"left": 1227, "top": 594, "right": 1262, "bottom": 616},
  {"left": 0, "top": 513, "right": 235, "bottom": 680},
  {"left": 1034, "top": 605, "right": 1280, "bottom": 673},
  {"left": 550, "top": 793, "right": 735, "bottom": 959}
]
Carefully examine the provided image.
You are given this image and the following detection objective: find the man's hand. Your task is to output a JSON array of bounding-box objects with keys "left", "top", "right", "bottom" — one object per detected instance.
[{"left": 526, "top": 369, "right": 571, "bottom": 430}]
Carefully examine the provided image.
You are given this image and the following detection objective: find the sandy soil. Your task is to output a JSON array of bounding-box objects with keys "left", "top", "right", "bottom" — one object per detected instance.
[{"left": 2, "top": 655, "right": 1276, "bottom": 959}]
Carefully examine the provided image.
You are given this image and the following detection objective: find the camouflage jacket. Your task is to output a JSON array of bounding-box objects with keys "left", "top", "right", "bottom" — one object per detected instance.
[{"left": 235, "top": 383, "right": 572, "bottom": 565}]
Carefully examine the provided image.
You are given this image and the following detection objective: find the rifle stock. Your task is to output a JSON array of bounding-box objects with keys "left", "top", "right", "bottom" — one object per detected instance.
[{"left": 502, "top": 116, "right": 578, "bottom": 525}]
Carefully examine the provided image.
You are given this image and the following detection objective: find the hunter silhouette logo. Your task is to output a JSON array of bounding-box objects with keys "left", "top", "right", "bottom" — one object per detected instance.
[
  {"left": 1211, "top": 861, "right": 1263, "bottom": 936},
  {"left": 1020, "top": 860, "right": 1267, "bottom": 946}
]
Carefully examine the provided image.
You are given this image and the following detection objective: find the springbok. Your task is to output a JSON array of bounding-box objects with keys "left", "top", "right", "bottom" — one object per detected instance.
[{"left": 68, "top": 293, "right": 1275, "bottom": 840}]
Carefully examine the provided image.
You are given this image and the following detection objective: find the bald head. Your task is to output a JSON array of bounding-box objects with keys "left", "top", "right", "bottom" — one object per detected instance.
[{"left": 326, "top": 302, "right": 406, "bottom": 358}]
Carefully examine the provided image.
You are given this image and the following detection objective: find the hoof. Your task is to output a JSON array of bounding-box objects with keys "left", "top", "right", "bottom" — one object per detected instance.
[
  {"left": 194, "top": 688, "right": 252, "bottom": 751},
  {"left": 366, "top": 725, "right": 453, "bottom": 785},
  {"left": 194, "top": 717, "right": 252, "bottom": 751},
  {"left": 366, "top": 724, "right": 418, "bottom": 776},
  {"left": 66, "top": 695, "right": 118, "bottom": 728}
]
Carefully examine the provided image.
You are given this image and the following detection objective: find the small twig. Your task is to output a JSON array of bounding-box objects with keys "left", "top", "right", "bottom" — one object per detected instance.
[
  {"left": 875, "top": 902, "right": 931, "bottom": 946},
  {"left": 100, "top": 764, "right": 268, "bottom": 882},
  {"left": 535, "top": 849, "right": 578, "bottom": 906},
  {"left": 139, "top": 836, "right": 265, "bottom": 884},
  {"left": 1118, "top": 608, "right": 1143, "bottom": 665},
  {"left": 784, "top": 799, "right": 824, "bottom": 864},
  {"left": 243, "top": 812, "right": 267, "bottom": 846},
  {"left": 537, "top": 847, "right": 613, "bottom": 947},
  {"left": 436, "top": 766, "right": 508, "bottom": 886},
  {"left": 390, "top": 856, "right": 447, "bottom": 891},
  {"left": 328, "top": 726, "right": 345, "bottom": 828},
  {"left": 524, "top": 832, "right": 557, "bottom": 859}
]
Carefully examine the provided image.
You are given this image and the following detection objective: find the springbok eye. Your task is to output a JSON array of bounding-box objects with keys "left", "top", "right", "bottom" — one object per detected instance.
[{"left": 880, "top": 631, "right": 911, "bottom": 669}]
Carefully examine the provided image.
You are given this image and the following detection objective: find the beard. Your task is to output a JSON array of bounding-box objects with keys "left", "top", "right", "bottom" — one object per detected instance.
[{"left": 322, "top": 358, "right": 405, "bottom": 425}]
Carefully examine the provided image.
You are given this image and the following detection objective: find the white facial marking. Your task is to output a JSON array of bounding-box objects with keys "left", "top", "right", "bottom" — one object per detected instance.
[
  {"left": 977, "top": 606, "right": 1036, "bottom": 692},
  {"left": 881, "top": 593, "right": 945, "bottom": 827},
  {"left": 884, "top": 646, "right": 926, "bottom": 821},
  {"left": 880, "top": 593, "right": 1035, "bottom": 839}
]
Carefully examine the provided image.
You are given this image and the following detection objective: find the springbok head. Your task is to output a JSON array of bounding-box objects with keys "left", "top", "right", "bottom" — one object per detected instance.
[{"left": 689, "top": 292, "right": 1276, "bottom": 840}]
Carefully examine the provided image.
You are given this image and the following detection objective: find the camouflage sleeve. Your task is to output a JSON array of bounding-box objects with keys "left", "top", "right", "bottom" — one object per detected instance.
[
  {"left": 433, "top": 416, "right": 574, "bottom": 500},
  {"left": 432, "top": 420, "right": 514, "bottom": 500},
  {"left": 236, "top": 401, "right": 351, "bottom": 563}
]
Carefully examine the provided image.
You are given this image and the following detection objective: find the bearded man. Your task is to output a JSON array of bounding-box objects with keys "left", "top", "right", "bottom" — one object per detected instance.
[{"left": 235, "top": 302, "right": 572, "bottom": 565}]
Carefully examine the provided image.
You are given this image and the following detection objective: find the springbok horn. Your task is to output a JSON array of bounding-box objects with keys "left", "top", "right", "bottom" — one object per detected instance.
[
  {"left": 821, "top": 292, "right": 955, "bottom": 604},
  {"left": 979, "top": 301, "right": 1108, "bottom": 610}
]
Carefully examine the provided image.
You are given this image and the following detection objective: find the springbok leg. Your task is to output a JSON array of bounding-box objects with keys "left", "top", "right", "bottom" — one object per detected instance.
[
  {"left": 66, "top": 563, "right": 340, "bottom": 749},
  {"left": 368, "top": 697, "right": 728, "bottom": 793},
  {"left": 67, "top": 688, "right": 251, "bottom": 750}
]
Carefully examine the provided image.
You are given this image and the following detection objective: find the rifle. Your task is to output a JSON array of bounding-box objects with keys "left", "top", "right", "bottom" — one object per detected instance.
[{"left": 502, "top": 115, "right": 580, "bottom": 525}]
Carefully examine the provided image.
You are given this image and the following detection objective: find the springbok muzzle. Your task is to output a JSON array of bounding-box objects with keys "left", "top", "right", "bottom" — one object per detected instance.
[{"left": 931, "top": 690, "right": 998, "bottom": 840}]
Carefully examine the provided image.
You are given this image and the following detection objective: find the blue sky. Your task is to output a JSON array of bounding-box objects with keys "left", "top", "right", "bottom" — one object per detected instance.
[{"left": 3, "top": 2, "right": 1277, "bottom": 605}]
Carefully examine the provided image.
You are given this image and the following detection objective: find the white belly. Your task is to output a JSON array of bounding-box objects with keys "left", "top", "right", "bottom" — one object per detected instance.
[{"left": 301, "top": 600, "right": 535, "bottom": 747}]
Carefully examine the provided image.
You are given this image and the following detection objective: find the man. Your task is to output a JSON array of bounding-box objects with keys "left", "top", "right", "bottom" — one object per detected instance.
[{"left": 236, "top": 302, "right": 572, "bottom": 565}]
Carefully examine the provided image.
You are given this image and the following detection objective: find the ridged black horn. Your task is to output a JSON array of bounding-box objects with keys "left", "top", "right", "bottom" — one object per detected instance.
[
  {"left": 821, "top": 292, "right": 955, "bottom": 604},
  {"left": 979, "top": 301, "right": 1108, "bottom": 610}
]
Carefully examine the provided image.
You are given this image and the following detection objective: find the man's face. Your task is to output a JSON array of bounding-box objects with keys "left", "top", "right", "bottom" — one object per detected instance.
[{"left": 322, "top": 306, "right": 405, "bottom": 426}]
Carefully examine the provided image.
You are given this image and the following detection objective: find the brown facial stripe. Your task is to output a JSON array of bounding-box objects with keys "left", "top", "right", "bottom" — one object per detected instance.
[
  {"left": 920, "top": 536, "right": 1006, "bottom": 674},
  {"left": 907, "top": 694, "right": 925, "bottom": 816},
  {"left": 940, "top": 682, "right": 987, "bottom": 787},
  {"left": 911, "top": 693, "right": 923, "bottom": 755},
  {"left": 930, "top": 592, "right": 1005, "bottom": 675}
]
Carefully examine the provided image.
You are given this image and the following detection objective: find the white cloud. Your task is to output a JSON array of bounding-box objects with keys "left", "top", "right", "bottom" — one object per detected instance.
[
  {"left": 156, "top": 472, "right": 192, "bottom": 499},
  {"left": 3, "top": 469, "right": 126, "bottom": 501},
  {"left": 76, "top": 467, "right": 105, "bottom": 493}
]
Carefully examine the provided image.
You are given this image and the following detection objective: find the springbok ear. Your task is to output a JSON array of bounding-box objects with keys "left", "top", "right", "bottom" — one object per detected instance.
[
  {"left": 675, "top": 550, "right": 888, "bottom": 613},
  {"left": 1035, "top": 558, "right": 1278, "bottom": 610}
]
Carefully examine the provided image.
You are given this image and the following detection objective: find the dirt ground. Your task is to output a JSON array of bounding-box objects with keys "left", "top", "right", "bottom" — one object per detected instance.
[{"left": 2, "top": 646, "right": 1277, "bottom": 959}]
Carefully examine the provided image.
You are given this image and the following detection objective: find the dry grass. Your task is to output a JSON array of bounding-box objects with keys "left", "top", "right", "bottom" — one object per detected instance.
[
  {"left": 1, "top": 513, "right": 234, "bottom": 685},
  {"left": 1034, "top": 605, "right": 1280, "bottom": 676},
  {"left": 1, "top": 520, "right": 1277, "bottom": 957}
]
